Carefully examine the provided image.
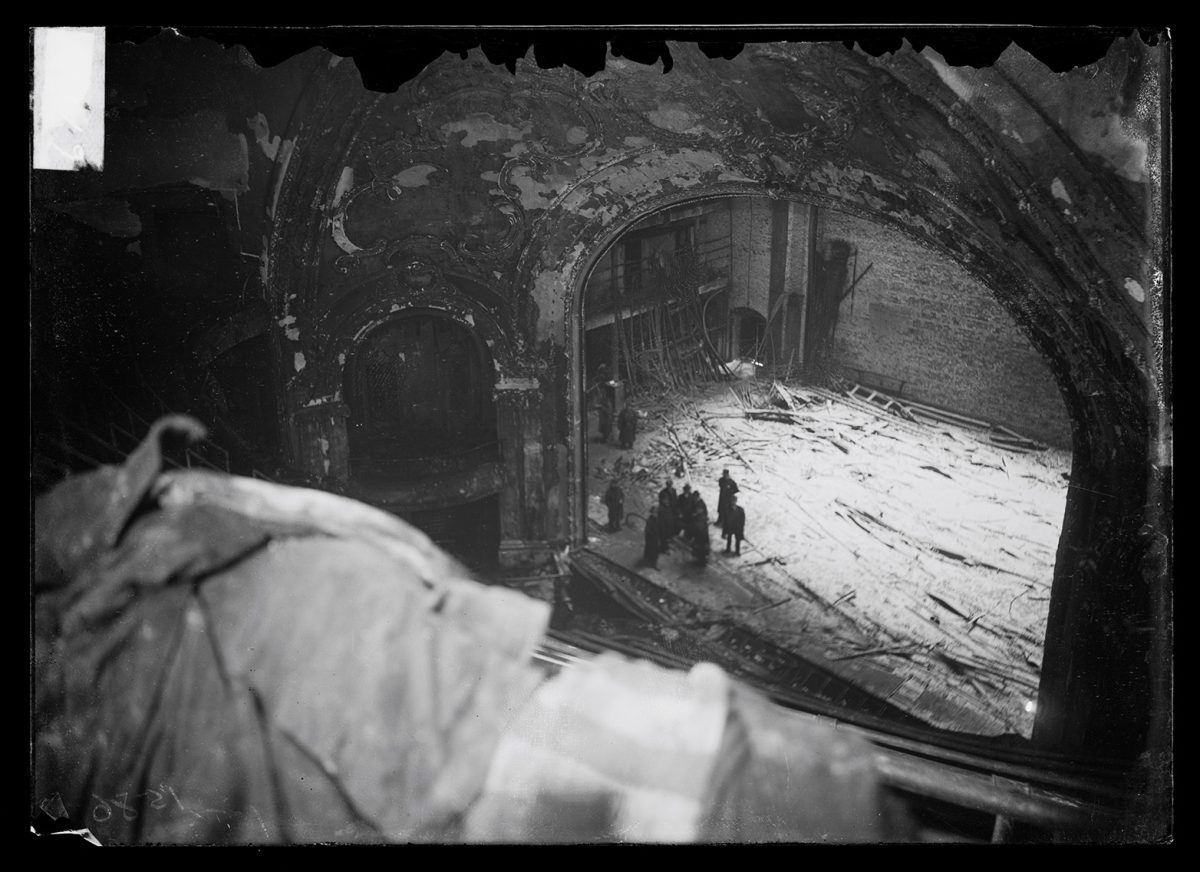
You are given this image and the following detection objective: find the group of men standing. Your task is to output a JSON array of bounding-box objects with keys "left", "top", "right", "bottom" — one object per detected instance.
[
  {"left": 641, "top": 469, "right": 747, "bottom": 569},
  {"left": 592, "top": 365, "right": 747, "bottom": 571}
]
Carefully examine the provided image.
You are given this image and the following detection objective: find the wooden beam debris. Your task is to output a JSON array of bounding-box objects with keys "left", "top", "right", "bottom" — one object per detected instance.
[{"left": 827, "top": 644, "right": 915, "bottom": 663}]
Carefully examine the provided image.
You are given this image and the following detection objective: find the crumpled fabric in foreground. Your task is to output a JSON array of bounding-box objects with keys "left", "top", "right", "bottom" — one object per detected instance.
[
  {"left": 33, "top": 417, "right": 550, "bottom": 844},
  {"left": 466, "top": 652, "right": 912, "bottom": 843},
  {"left": 466, "top": 654, "right": 731, "bottom": 842}
]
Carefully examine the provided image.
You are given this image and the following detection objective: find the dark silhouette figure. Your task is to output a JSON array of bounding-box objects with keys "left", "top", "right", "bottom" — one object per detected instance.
[
  {"left": 594, "top": 363, "right": 614, "bottom": 443},
  {"left": 679, "top": 484, "right": 696, "bottom": 543},
  {"left": 604, "top": 480, "right": 624, "bottom": 532},
  {"left": 723, "top": 494, "right": 746, "bottom": 556},
  {"left": 643, "top": 508, "right": 661, "bottom": 569},
  {"left": 716, "top": 469, "right": 739, "bottom": 528},
  {"left": 660, "top": 480, "right": 680, "bottom": 536},
  {"left": 597, "top": 393, "right": 613, "bottom": 443},
  {"left": 618, "top": 405, "right": 638, "bottom": 449},
  {"left": 657, "top": 491, "right": 676, "bottom": 551}
]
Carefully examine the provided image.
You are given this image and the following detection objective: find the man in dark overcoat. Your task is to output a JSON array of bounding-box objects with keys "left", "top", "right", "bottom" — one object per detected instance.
[
  {"left": 678, "top": 483, "right": 695, "bottom": 543},
  {"left": 722, "top": 494, "right": 746, "bottom": 556},
  {"left": 716, "top": 469, "right": 739, "bottom": 528},
  {"left": 691, "top": 494, "right": 708, "bottom": 533},
  {"left": 597, "top": 392, "right": 613, "bottom": 443},
  {"left": 657, "top": 491, "right": 676, "bottom": 551},
  {"left": 618, "top": 405, "right": 638, "bottom": 449},
  {"left": 604, "top": 479, "right": 624, "bottom": 533},
  {"left": 659, "top": 480, "right": 679, "bottom": 537}
]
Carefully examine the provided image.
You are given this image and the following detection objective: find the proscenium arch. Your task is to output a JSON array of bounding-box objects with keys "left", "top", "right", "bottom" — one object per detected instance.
[
  {"left": 561, "top": 180, "right": 1084, "bottom": 542},
  {"left": 555, "top": 173, "right": 1155, "bottom": 760}
]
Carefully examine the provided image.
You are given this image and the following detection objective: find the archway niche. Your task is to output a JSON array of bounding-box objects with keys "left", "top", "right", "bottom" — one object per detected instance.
[
  {"left": 345, "top": 310, "right": 497, "bottom": 482},
  {"left": 730, "top": 308, "right": 767, "bottom": 359},
  {"left": 341, "top": 306, "right": 502, "bottom": 571}
]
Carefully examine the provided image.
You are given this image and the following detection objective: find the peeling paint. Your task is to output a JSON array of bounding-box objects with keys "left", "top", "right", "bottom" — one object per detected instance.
[
  {"left": 917, "top": 148, "right": 954, "bottom": 181},
  {"left": 390, "top": 303, "right": 401, "bottom": 312},
  {"left": 648, "top": 102, "right": 703, "bottom": 133},
  {"left": 571, "top": 149, "right": 730, "bottom": 210},
  {"left": 247, "top": 112, "right": 281, "bottom": 160},
  {"left": 391, "top": 164, "right": 439, "bottom": 187},
  {"left": 338, "top": 353, "right": 346, "bottom": 366},
  {"left": 269, "top": 138, "right": 295, "bottom": 219},
  {"left": 1124, "top": 277, "right": 1146, "bottom": 303},
  {"left": 279, "top": 317, "right": 301, "bottom": 342},
  {"left": 769, "top": 154, "right": 793, "bottom": 175},
  {"left": 332, "top": 166, "right": 354, "bottom": 207},
  {"left": 509, "top": 164, "right": 557, "bottom": 211},
  {"left": 1108, "top": 130, "right": 1148, "bottom": 183},
  {"left": 294, "top": 352, "right": 306, "bottom": 372},
  {"left": 331, "top": 212, "right": 362, "bottom": 254},
  {"left": 533, "top": 270, "right": 565, "bottom": 338},
  {"left": 922, "top": 50, "right": 976, "bottom": 102},
  {"left": 440, "top": 113, "right": 530, "bottom": 147},
  {"left": 1050, "top": 177, "right": 1072, "bottom": 205},
  {"left": 496, "top": 376, "right": 539, "bottom": 390}
]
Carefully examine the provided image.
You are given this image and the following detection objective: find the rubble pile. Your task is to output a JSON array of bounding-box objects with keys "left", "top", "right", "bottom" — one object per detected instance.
[{"left": 586, "top": 377, "right": 1070, "bottom": 736}]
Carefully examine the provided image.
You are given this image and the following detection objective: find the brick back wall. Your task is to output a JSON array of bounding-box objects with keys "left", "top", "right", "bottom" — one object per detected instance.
[
  {"left": 728, "top": 197, "right": 774, "bottom": 318},
  {"left": 817, "top": 208, "right": 1072, "bottom": 448}
]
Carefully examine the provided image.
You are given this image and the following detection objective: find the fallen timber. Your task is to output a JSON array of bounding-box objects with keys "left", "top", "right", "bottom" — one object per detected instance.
[
  {"left": 841, "top": 383, "right": 1047, "bottom": 452},
  {"left": 551, "top": 549, "right": 1133, "bottom": 834},
  {"left": 567, "top": 547, "right": 927, "bottom": 727}
]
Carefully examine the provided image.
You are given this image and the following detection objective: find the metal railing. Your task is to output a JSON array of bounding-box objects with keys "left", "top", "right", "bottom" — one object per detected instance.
[{"left": 33, "top": 368, "right": 276, "bottom": 491}]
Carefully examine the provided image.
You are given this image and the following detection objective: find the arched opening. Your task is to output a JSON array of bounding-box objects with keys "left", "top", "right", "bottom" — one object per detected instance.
[
  {"left": 571, "top": 192, "right": 1075, "bottom": 741},
  {"left": 346, "top": 310, "right": 495, "bottom": 478},
  {"left": 344, "top": 309, "right": 500, "bottom": 570},
  {"left": 730, "top": 308, "right": 766, "bottom": 360}
]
